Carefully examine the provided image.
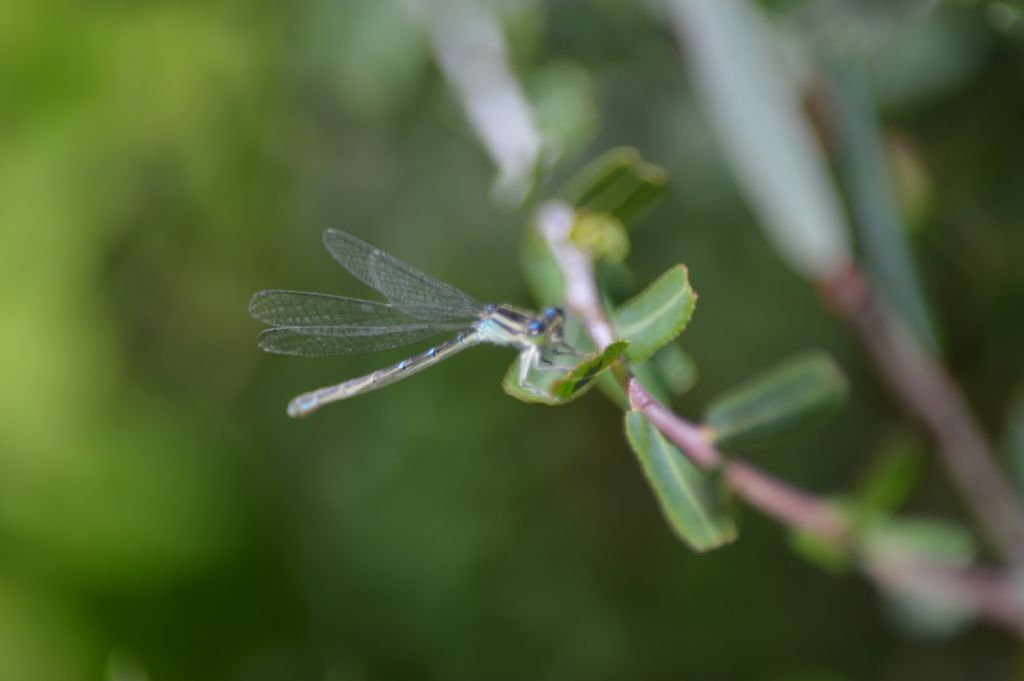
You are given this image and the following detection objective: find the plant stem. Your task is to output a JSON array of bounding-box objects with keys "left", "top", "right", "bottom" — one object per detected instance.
[
  {"left": 820, "top": 265, "right": 1024, "bottom": 564},
  {"left": 537, "top": 199, "right": 1024, "bottom": 637}
]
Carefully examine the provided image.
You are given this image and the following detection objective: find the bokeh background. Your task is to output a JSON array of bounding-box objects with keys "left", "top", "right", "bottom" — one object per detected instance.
[{"left": 3, "top": 0, "right": 1024, "bottom": 679}]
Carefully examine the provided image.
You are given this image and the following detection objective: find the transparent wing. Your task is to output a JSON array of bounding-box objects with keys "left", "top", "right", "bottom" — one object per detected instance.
[
  {"left": 249, "top": 290, "right": 420, "bottom": 327},
  {"left": 257, "top": 323, "right": 463, "bottom": 357},
  {"left": 322, "top": 229, "right": 483, "bottom": 321}
]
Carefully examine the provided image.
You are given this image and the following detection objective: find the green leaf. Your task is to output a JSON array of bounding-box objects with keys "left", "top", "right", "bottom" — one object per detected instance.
[
  {"left": 528, "top": 59, "right": 599, "bottom": 163},
  {"left": 502, "top": 341, "right": 627, "bottom": 406},
  {"left": 651, "top": 343, "right": 698, "bottom": 396},
  {"left": 552, "top": 341, "right": 628, "bottom": 398},
  {"left": 830, "top": 60, "right": 938, "bottom": 352},
  {"left": 519, "top": 228, "right": 565, "bottom": 308},
  {"left": 561, "top": 147, "right": 670, "bottom": 225},
  {"left": 1004, "top": 387, "right": 1024, "bottom": 498},
  {"left": 624, "top": 411, "right": 737, "bottom": 552},
  {"left": 705, "top": 352, "right": 847, "bottom": 448},
  {"left": 611, "top": 265, "right": 697, "bottom": 362},
  {"left": 789, "top": 520, "right": 855, "bottom": 574},
  {"left": 853, "top": 432, "right": 924, "bottom": 525}
]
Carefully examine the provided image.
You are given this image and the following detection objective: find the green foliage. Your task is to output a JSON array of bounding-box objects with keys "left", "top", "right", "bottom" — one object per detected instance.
[
  {"left": 705, "top": 353, "right": 848, "bottom": 448},
  {"left": 624, "top": 412, "right": 737, "bottom": 552},
  {"left": 853, "top": 433, "right": 925, "bottom": 525},
  {"left": 561, "top": 147, "right": 671, "bottom": 226},
  {"left": 611, "top": 265, "right": 697, "bottom": 362},
  {"left": 830, "top": 60, "right": 938, "bottom": 352},
  {"left": 862, "top": 517, "right": 977, "bottom": 638},
  {"left": 789, "top": 520, "right": 855, "bottom": 574},
  {"left": 3, "top": 0, "right": 1022, "bottom": 676},
  {"left": 1004, "top": 387, "right": 1024, "bottom": 498},
  {"left": 650, "top": 344, "right": 698, "bottom": 396},
  {"left": 503, "top": 341, "right": 628, "bottom": 405},
  {"left": 529, "top": 59, "right": 600, "bottom": 163}
]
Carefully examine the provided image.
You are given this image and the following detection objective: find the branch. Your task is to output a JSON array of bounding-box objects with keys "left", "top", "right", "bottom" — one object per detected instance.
[
  {"left": 821, "top": 266, "right": 1024, "bottom": 564},
  {"left": 537, "top": 199, "right": 1024, "bottom": 638}
]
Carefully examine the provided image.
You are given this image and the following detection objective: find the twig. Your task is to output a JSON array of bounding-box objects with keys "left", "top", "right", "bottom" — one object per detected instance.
[
  {"left": 538, "top": 200, "right": 849, "bottom": 541},
  {"left": 537, "top": 199, "right": 1024, "bottom": 637},
  {"left": 820, "top": 265, "right": 1024, "bottom": 564}
]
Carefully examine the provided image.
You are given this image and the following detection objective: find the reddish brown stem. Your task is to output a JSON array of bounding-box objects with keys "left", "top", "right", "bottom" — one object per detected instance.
[
  {"left": 536, "top": 200, "right": 1024, "bottom": 638},
  {"left": 820, "top": 265, "right": 1024, "bottom": 563}
]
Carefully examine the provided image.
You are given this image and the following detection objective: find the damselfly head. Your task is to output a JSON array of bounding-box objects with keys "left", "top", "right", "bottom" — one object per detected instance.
[{"left": 525, "top": 307, "right": 565, "bottom": 343}]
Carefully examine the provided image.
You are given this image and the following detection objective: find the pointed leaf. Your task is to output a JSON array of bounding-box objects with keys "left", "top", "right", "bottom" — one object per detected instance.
[
  {"left": 552, "top": 341, "right": 628, "bottom": 398},
  {"left": 705, "top": 352, "right": 847, "bottom": 448},
  {"left": 1004, "top": 387, "right": 1024, "bottom": 498},
  {"left": 624, "top": 411, "right": 737, "bottom": 552},
  {"left": 854, "top": 432, "right": 924, "bottom": 525},
  {"left": 612, "top": 265, "right": 697, "bottom": 362}
]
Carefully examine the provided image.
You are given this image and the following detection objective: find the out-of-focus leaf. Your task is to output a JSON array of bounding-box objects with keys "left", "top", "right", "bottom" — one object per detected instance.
[
  {"left": 0, "top": 575, "right": 93, "bottom": 681},
  {"left": 651, "top": 343, "right": 698, "bottom": 396},
  {"left": 861, "top": 10, "right": 990, "bottom": 108},
  {"left": 1004, "top": 387, "right": 1024, "bottom": 498},
  {"left": 830, "top": 59, "right": 938, "bottom": 352},
  {"left": 854, "top": 432, "right": 924, "bottom": 524},
  {"left": 611, "top": 265, "right": 697, "bottom": 363},
  {"left": 333, "top": 0, "right": 428, "bottom": 118},
  {"left": 862, "top": 517, "right": 977, "bottom": 638},
  {"left": 664, "top": 0, "right": 852, "bottom": 279},
  {"left": 887, "top": 134, "right": 932, "bottom": 232},
  {"left": 503, "top": 341, "right": 627, "bottom": 405},
  {"left": 529, "top": 59, "right": 599, "bottom": 164},
  {"left": 571, "top": 212, "right": 630, "bottom": 263},
  {"left": 624, "top": 411, "right": 737, "bottom": 552},
  {"left": 520, "top": 228, "right": 565, "bottom": 307},
  {"left": 705, "top": 352, "right": 847, "bottom": 448},
  {"left": 561, "top": 147, "right": 670, "bottom": 225},
  {"left": 789, "top": 519, "right": 855, "bottom": 574}
]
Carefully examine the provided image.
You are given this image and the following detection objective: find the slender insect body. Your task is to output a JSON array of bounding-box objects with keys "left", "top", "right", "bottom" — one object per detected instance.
[{"left": 254, "top": 229, "right": 577, "bottom": 418}]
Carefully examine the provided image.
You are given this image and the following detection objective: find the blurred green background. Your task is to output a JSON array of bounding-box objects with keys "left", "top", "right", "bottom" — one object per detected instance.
[{"left": 2, "top": 0, "right": 1024, "bottom": 679}]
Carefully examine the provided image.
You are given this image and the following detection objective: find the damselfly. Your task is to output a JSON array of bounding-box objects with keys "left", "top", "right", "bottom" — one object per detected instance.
[{"left": 250, "top": 229, "right": 573, "bottom": 418}]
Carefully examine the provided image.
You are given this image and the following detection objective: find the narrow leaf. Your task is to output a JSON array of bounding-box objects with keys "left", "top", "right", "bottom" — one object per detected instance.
[
  {"left": 624, "top": 411, "right": 737, "bottom": 552},
  {"left": 830, "top": 59, "right": 938, "bottom": 352},
  {"left": 612, "top": 265, "right": 697, "bottom": 362},
  {"left": 705, "top": 352, "right": 847, "bottom": 448},
  {"left": 1004, "top": 387, "right": 1024, "bottom": 498},
  {"left": 854, "top": 432, "right": 924, "bottom": 525},
  {"left": 561, "top": 147, "right": 670, "bottom": 225},
  {"left": 664, "top": 0, "right": 852, "bottom": 279}
]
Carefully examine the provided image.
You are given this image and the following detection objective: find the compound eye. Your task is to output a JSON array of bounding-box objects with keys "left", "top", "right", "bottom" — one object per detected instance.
[
  {"left": 527, "top": 320, "right": 544, "bottom": 335},
  {"left": 543, "top": 307, "right": 559, "bottom": 319}
]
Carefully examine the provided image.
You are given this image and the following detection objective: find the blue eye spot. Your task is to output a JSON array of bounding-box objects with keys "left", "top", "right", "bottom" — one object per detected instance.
[
  {"left": 543, "top": 307, "right": 557, "bottom": 318},
  {"left": 528, "top": 320, "right": 543, "bottom": 334}
]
